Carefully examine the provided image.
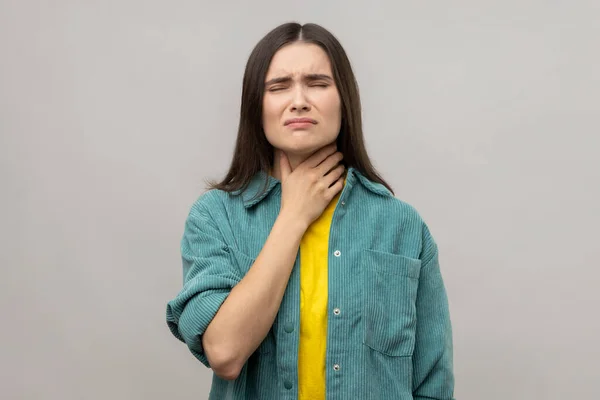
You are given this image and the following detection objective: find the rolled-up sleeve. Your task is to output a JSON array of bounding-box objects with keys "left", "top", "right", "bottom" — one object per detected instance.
[
  {"left": 412, "top": 223, "right": 455, "bottom": 400},
  {"left": 166, "top": 201, "right": 242, "bottom": 368}
]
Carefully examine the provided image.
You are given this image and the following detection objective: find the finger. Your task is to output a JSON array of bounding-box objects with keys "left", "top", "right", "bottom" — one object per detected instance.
[
  {"left": 325, "top": 174, "right": 345, "bottom": 198},
  {"left": 303, "top": 143, "right": 338, "bottom": 169},
  {"left": 323, "top": 164, "right": 345, "bottom": 188},
  {"left": 316, "top": 151, "right": 344, "bottom": 177}
]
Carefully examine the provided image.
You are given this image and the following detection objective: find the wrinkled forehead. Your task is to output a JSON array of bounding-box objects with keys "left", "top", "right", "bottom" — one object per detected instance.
[{"left": 265, "top": 42, "right": 333, "bottom": 80}]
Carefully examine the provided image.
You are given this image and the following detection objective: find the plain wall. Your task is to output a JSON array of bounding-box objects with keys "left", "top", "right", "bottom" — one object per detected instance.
[{"left": 1, "top": 1, "right": 599, "bottom": 399}]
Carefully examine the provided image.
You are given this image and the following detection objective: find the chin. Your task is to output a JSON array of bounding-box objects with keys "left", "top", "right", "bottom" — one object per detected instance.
[
  {"left": 282, "top": 139, "right": 328, "bottom": 155},
  {"left": 268, "top": 130, "right": 337, "bottom": 154}
]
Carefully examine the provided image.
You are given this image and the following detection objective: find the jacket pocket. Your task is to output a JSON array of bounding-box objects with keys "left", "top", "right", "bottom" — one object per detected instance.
[{"left": 362, "top": 248, "right": 421, "bottom": 357}]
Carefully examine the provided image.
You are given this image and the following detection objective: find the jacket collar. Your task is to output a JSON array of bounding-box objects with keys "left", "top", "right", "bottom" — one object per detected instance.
[{"left": 235, "top": 166, "right": 393, "bottom": 208}]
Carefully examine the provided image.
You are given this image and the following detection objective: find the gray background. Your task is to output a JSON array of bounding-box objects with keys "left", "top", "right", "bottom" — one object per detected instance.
[{"left": 1, "top": 1, "right": 599, "bottom": 399}]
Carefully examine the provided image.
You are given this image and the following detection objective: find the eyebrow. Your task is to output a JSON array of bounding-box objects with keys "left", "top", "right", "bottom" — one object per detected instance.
[{"left": 264, "top": 74, "right": 334, "bottom": 86}]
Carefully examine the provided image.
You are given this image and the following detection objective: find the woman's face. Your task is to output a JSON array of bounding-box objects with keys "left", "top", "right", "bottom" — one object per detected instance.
[{"left": 262, "top": 42, "right": 342, "bottom": 158}]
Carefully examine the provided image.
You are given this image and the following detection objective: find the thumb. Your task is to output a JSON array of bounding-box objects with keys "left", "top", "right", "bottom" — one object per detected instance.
[{"left": 279, "top": 151, "right": 291, "bottom": 181}]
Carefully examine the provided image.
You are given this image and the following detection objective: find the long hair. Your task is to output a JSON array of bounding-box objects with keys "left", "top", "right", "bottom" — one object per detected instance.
[{"left": 205, "top": 22, "right": 394, "bottom": 197}]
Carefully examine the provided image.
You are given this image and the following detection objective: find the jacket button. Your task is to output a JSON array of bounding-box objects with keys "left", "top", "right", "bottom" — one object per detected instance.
[
  {"left": 284, "top": 324, "right": 294, "bottom": 333},
  {"left": 284, "top": 380, "right": 293, "bottom": 390}
]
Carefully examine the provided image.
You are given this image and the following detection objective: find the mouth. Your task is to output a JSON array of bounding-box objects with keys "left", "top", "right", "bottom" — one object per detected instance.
[{"left": 284, "top": 118, "right": 317, "bottom": 126}]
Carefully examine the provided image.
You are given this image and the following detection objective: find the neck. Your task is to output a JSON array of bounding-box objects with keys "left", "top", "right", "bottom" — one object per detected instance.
[
  {"left": 269, "top": 149, "right": 348, "bottom": 182},
  {"left": 269, "top": 151, "right": 311, "bottom": 181}
]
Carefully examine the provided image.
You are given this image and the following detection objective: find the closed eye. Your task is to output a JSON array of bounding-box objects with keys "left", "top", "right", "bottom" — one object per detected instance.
[{"left": 267, "top": 81, "right": 330, "bottom": 92}]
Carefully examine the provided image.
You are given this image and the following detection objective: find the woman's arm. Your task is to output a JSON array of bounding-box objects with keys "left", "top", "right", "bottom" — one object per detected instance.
[
  {"left": 202, "top": 211, "right": 307, "bottom": 380},
  {"left": 166, "top": 202, "right": 307, "bottom": 381},
  {"left": 412, "top": 223, "right": 455, "bottom": 400}
]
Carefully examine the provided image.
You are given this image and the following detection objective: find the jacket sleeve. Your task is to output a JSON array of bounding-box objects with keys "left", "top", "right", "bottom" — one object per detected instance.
[
  {"left": 166, "top": 200, "right": 243, "bottom": 368},
  {"left": 412, "top": 223, "right": 456, "bottom": 400}
]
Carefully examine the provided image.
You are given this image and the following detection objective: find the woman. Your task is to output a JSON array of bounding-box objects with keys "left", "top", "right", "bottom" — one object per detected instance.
[{"left": 166, "top": 22, "right": 455, "bottom": 400}]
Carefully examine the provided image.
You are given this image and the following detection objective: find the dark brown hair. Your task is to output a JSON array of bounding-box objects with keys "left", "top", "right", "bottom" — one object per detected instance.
[{"left": 205, "top": 22, "right": 394, "bottom": 197}]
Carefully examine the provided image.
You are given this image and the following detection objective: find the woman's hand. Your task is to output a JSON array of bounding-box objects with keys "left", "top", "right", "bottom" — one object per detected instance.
[{"left": 278, "top": 143, "right": 345, "bottom": 228}]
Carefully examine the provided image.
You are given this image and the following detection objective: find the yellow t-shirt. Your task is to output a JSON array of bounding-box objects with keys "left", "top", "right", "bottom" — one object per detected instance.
[{"left": 298, "top": 180, "right": 345, "bottom": 400}]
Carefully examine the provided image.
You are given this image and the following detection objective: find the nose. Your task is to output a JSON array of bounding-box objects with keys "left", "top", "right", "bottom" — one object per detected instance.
[{"left": 289, "top": 86, "right": 311, "bottom": 112}]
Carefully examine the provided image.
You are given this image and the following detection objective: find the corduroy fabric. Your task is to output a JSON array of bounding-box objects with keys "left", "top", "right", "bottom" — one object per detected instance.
[{"left": 166, "top": 167, "right": 455, "bottom": 400}]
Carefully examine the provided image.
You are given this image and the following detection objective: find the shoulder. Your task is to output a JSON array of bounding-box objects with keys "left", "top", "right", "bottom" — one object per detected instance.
[
  {"left": 186, "top": 189, "right": 233, "bottom": 223},
  {"left": 386, "top": 195, "right": 438, "bottom": 262},
  {"left": 381, "top": 194, "right": 428, "bottom": 228}
]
